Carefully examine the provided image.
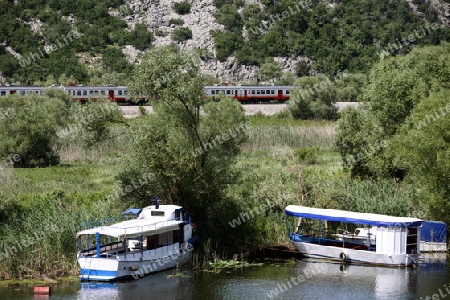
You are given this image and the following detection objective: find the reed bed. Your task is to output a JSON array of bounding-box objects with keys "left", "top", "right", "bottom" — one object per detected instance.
[{"left": 244, "top": 122, "right": 336, "bottom": 151}]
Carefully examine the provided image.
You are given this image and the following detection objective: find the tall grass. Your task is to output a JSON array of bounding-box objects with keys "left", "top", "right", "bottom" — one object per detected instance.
[
  {"left": 0, "top": 192, "right": 121, "bottom": 280},
  {"left": 244, "top": 115, "right": 336, "bottom": 151}
]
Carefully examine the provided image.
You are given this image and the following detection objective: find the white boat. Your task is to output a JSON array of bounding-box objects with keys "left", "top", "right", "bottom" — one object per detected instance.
[
  {"left": 77, "top": 203, "right": 197, "bottom": 281},
  {"left": 285, "top": 205, "right": 423, "bottom": 267}
]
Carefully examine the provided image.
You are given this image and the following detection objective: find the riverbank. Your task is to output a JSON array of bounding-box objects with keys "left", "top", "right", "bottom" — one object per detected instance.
[{"left": 0, "top": 113, "right": 419, "bottom": 281}]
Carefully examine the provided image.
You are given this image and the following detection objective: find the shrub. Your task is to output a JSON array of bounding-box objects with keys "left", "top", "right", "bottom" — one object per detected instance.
[
  {"left": 172, "top": 1, "right": 191, "bottom": 15},
  {"left": 171, "top": 27, "right": 192, "bottom": 42},
  {"left": 169, "top": 18, "right": 184, "bottom": 26},
  {"left": 295, "top": 147, "right": 319, "bottom": 164}
]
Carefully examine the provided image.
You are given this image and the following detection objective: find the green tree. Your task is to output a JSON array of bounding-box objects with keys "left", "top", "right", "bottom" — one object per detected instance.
[
  {"left": 130, "top": 24, "right": 153, "bottom": 51},
  {"left": 63, "top": 100, "right": 124, "bottom": 149},
  {"left": 386, "top": 89, "right": 450, "bottom": 224},
  {"left": 288, "top": 75, "right": 339, "bottom": 120},
  {"left": 124, "top": 46, "right": 248, "bottom": 232},
  {"left": 257, "top": 57, "right": 282, "bottom": 83},
  {"left": 214, "top": 4, "right": 242, "bottom": 31},
  {"left": 0, "top": 91, "right": 70, "bottom": 167},
  {"left": 335, "top": 43, "right": 450, "bottom": 178}
]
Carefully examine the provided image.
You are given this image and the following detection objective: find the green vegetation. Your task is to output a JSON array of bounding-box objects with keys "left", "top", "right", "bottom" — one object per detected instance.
[
  {"left": 2, "top": 0, "right": 449, "bottom": 84},
  {"left": 213, "top": 0, "right": 450, "bottom": 74},
  {"left": 2, "top": 43, "right": 450, "bottom": 281},
  {"left": 172, "top": 1, "right": 192, "bottom": 15},
  {"left": 171, "top": 27, "right": 193, "bottom": 42},
  {"left": 124, "top": 47, "right": 247, "bottom": 239},
  {"left": 169, "top": 18, "right": 185, "bottom": 26},
  {"left": 335, "top": 43, "right": 450, "bottom": 224}
]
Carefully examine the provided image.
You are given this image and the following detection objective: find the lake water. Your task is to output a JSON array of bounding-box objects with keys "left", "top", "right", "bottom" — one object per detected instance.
[{"left": 1, "top": 255, "right": 448, "bottom": 300}]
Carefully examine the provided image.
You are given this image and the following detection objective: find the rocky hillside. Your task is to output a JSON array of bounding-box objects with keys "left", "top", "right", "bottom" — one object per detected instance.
[{"left": 0, "top": 0, "right": 449, "bottom": 85}]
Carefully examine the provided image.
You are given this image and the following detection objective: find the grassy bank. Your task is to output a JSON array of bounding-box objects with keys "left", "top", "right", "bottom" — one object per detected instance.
[{"left": 0, "top": 114, "right": 421, "bottom": 280}]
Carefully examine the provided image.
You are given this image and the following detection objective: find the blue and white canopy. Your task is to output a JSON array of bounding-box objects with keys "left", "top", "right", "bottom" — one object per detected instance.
[{"left": 285, "top": 205, "right": 423, "bottom": 227}]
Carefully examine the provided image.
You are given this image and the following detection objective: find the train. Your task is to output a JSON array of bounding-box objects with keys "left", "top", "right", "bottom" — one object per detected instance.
[{"left": 0, "top": 85, "right": 293, "bottom": 103}]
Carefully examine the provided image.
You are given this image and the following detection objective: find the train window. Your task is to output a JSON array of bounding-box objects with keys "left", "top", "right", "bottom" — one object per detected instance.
[
  {"left": 266, "top": 90, "right": 270, "bottom": 94},
  {"left": 261, "top": 90, "right": 265, "bottom": 95},
  {"left": 118, "top": 90, "right": 123, "bottom": 96},
  {"left": 271, "top": 90, "right": 275, "bottom": 94},
  {"left": 83, "top": 90, "right": 87, "bottom": 96},
  {"left": 101, "top": 91, "right": 105, "bottom": 95},
  {"left": 257, "top": 90, "right": 260, "bottom": 95},
  {"left": 0, "top": 91, "right": 5, "bottom": 96},
  {"left": 124, "top": 90, "right": 127, "bottom": 95},
  {"left": 77, "top": 91, "right": 81, "bottom": 96},
  {"left": 251, "top": 90, "right": 255, "bottom": 95},
  {"left": 89, "top": 90, "right": 93, "bottom": 95},
  {"left": 226, "top": 90, "right": 230, "bottom": 95},
  {"left": 286, "top": 90, "right": 290, "bottom": 94},
  {"left": 211, "top": 90, "right": 215, "bottom": 95},
  {"left": 20, "top": 91, "right": 26, "bottom": 95}
]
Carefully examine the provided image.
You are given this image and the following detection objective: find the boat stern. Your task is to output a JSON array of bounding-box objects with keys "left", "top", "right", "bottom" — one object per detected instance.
[{"left": 78, "top": 256, "right": 120, "bottom": 281}]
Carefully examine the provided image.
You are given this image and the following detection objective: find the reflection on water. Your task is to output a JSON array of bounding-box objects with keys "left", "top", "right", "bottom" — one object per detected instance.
[
  {"left": 1, "top": 257, "right": 449, "bottom": 300},
  {"left": 77, "top": 283, "right": 120, "bottom": 300}
]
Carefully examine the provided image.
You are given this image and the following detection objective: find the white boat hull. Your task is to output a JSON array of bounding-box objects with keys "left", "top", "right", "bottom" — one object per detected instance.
[
  {"left": 291, "top": 241, "right": 416, "bottom": 267},
  {"left": 78, "top": 244, "right": 193, "bottom": 281}
]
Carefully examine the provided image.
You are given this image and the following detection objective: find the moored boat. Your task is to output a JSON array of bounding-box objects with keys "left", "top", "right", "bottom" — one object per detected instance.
[
  {"left": 77, "top": 203, "right": 197, "bottom": 281},
  {"left": 285, "top": 205, "right": 423, "bottom": 267}
]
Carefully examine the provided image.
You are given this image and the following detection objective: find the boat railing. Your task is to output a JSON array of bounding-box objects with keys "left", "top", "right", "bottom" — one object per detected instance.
[
  {"left": 79, "top": 240, "right": 125, "bottom": 257},
  {"left": 292, "top": 228, "right": 376, "bottom": 249}
]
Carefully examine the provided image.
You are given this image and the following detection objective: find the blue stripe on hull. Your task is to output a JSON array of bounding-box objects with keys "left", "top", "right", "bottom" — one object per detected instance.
[{"left": 80, "top": 269, "right": 118, "bottom": 281}]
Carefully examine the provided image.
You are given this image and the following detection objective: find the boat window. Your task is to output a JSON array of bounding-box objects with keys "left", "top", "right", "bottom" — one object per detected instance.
[{"left": 151, "top": 211, "right": 165, "bottom": 217}]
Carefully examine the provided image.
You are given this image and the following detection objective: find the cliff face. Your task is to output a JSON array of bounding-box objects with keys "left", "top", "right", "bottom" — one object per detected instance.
[{"left": 113, "top": 0, "right": 312, "bottom": 82}]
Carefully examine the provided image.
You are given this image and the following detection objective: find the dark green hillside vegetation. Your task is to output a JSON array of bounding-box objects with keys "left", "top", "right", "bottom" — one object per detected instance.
[
  {"left": 215, "top": 0, "right": 450, "bottom": 74},
  {"left": 0, "top": 0, "right": 151, "bottom": 84},
  {"left": 1, "top": 0, "right": 449, "bottom": 83}
]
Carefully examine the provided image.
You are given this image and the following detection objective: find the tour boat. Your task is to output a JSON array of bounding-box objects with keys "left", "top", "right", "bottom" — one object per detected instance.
[
  {"left": 285, "top": 205, "right": 423, "bottom": 267},
  {"left": 77, "top": 203, "right": 197, "bottom": 281}
]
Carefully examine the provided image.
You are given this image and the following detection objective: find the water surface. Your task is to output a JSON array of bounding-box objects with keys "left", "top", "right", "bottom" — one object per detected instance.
[{"left": 1, "top": 255, "right": 448, "bottom": 300}]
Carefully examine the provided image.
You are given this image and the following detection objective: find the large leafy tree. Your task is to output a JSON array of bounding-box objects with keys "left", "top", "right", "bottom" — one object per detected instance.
[
  {"left": 386, "top": 90, "right": 450, "bottom": 224},
  {"left": 335, "top": 43, "right": 450, "bottom": 222},
  {"left": 288, "top": 74, "right": 339, "bottom": 120},
  {"left": 0, "top": 90, "right": 70, "bottom": 167},
  {"left": 122, "top": 46, "right": 247, "bottom": 228}
]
